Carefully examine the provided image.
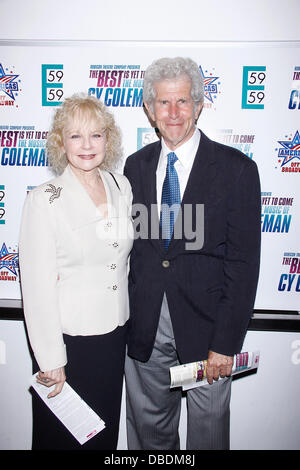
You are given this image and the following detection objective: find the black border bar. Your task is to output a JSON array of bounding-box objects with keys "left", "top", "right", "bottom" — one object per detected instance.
[{"left": 1, "top": 300, "right": 299, "bottom": 332}]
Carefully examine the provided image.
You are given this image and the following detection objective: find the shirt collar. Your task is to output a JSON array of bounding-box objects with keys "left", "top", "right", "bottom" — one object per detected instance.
[{"left": 161, "top": 127, "right": 200, "bottom": 168}]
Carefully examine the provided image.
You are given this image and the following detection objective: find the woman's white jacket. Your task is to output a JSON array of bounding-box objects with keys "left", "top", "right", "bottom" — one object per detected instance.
[{"left": 19, "top": 165, "right": 133, "bottom": 371}]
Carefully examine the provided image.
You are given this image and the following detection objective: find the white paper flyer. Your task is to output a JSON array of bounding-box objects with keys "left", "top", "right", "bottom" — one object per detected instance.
[{"left": 30, "top": 374, "right": 105, "bottom": 445}]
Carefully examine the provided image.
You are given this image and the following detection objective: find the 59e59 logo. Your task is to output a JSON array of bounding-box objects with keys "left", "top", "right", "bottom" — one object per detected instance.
[
  {"left": 41, "top": 64, "right": 64, "bottom": 106},
  {"left": 242, "top": 66, "right": 266, "bottom": 109}
]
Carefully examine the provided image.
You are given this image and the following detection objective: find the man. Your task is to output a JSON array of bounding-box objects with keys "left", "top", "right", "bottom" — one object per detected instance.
[{"left": 124, "top": 57, "right": 261, "bottom": 450}]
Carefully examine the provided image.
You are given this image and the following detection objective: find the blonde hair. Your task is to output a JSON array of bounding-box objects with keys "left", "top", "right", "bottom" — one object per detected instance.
[{"left": 47, "top": 93, "right": 123, "bottom": 174}]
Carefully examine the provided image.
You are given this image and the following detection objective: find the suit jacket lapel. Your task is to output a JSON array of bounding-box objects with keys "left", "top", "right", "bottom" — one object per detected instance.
[
  {"left": 139, "top": 141, "right": 164, "bottom": 254},
  {"left": 140, "top": 142, "right": 160, "bottom": 207},
  {"left": 169, "top": 131, "right": 217, "bottom": 252},
  {"left": 181, "top": 131, "right": 217, "bottom": 206}
]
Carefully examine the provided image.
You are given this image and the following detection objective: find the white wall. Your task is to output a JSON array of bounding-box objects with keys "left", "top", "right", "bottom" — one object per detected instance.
[
  {"left": 231, "top": 331, "right": 300, "bottom": 450},
  {"left": 1, "top": 0, "right": 300, "bottom": 451},
  {"left": 0, "top": 321, "right": 32, "bottom": 450},
  {"left": 1, "top": 0, "right": 299, "bottom": 42}
]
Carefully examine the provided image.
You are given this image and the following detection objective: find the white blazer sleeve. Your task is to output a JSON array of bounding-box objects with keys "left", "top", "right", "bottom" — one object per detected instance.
[{"left": 19, "top": 189, "right": 67, "bottom": 371}]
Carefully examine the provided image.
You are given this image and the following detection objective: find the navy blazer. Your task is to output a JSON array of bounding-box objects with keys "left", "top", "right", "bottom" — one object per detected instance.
[{"left": 124, "top": 131, "right": 261, "bottom": 364}]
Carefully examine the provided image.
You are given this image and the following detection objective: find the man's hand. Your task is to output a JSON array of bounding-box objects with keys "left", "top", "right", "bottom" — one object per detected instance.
[
  {"left": 206, "top": 351, "right": 233, "bottom": 385},
  {"left": 36, "top": 367, "right": 66, "bottom": 398}
]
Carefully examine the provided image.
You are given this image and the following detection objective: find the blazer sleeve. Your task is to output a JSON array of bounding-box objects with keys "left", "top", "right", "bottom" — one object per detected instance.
[
  {"left": 19, "top": 189, "right": 67, "bottom": 371},
  {"left": 210, "top": 159, "right": 261, "bottom": 356}
]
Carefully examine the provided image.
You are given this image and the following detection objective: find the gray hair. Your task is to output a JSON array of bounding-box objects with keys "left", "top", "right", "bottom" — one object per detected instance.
[{"left": 143, "top": 57, "right": 204, "bottom": 109}]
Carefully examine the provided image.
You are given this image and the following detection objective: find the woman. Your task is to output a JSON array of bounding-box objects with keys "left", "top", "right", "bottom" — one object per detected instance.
[{"left": 19, "top": 93, "right": 133, "bottom": 450}]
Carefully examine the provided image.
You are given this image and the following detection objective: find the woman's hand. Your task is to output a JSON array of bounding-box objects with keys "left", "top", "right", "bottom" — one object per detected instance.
[{"left": 36, "top": 367, "right": 66, "bottom": 398}]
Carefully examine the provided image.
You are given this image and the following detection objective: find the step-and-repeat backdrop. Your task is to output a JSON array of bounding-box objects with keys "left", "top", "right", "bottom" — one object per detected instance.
[{"left": 0, "top": 41, "right": 299, "bottom": 315}]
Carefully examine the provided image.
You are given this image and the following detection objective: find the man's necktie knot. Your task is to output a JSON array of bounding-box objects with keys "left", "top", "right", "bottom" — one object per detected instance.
[{"left": 167, "top": 152, "right": 178, "bottom": 167}]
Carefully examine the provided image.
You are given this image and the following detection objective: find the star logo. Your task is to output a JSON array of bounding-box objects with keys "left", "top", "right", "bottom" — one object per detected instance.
[
  {"left": 0, "top": 243, "right": 19, "bottom": 276},
  {"left": 0, "top": 63, "right": 19, "bottom": 100},
  {"left": 277, "top": 131, "right": 300, "bottom": 167},
  {"left": 199, "top": 66, "right": 219, "bottom": 103}
]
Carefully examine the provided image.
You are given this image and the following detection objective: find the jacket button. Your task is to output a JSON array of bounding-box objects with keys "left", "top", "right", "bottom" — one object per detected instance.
[{"left": 162, "top": 260, "right": 170, "bottom": 268}]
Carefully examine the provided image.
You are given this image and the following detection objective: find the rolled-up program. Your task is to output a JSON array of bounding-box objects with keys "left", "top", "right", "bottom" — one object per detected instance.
[{"left": 170, "top": 351, "right": 260, "bottom": 391}]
